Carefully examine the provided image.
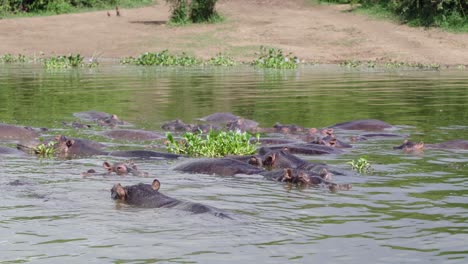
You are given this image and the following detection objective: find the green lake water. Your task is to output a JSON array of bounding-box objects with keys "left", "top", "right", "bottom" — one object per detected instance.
[{"left": 0, "top": 64, "right": 467, "bottom": 263}]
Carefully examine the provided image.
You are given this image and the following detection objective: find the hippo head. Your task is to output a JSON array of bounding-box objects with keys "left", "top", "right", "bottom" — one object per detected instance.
[
  {"left": 111, "top": 183, "right": 127, "bottom": 201},
  {"left": 103, "top": 161, "right": 149, "bottom": 176},
  {"left": 55, "top": 135, "right": 74, "bottom": 156},
  {"left": 393, "top": 140, "right": 424, "bottom": 152},
  {"left": 111, "top": 179, "right": 161, "bottom": 201},
  {"left": 319, "top": 169, "right": 332, "bottom": 181},
  {"left": 283, "top": 169, "right": 313, "bottom": 185},
  {"left": 97, "top": 114, "right": 127, "bottom": 127}
]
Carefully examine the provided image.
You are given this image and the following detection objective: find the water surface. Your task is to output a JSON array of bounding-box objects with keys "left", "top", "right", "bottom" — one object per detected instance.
[{"left": 0, "top": 64, "right": 467, "bottom": 263}]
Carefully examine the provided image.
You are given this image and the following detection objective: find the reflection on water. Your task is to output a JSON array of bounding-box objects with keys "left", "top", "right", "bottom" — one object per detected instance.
[{"left": 0, "top": 64, "right": 467, "bottom": 263}]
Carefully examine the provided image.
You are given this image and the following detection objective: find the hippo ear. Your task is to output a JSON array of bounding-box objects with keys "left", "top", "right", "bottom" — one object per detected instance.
[
  {"left": 103, "top": 162, "right": 113, "bottom": 171},
  {"left": 115, "top": 183, "right": 126, "bottom": 200},
  {"left": 152, "top": 179, "right": 161, "bottom": 191},
  {"left": 284, "top": 168, "right": 293, "bottom": 181},
  {"left": 249, "top": 156, "right": 262, "bottom": 166},
  {"left": 416, "top": 142, "right": 425, "bottom": 150},
  {"left": 66, "top": 139, "right": 75, "bottom": 148}
]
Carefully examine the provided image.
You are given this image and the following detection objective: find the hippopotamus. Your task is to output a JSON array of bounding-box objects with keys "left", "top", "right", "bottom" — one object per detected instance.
[
  {"left": 73, "top": 111, "right": 129, "bottom": 127},
  {"left": 350, "top": 133, "right": 406, "bottom": 142},
  {"left": 62, "top": 121, "right": 92, "bottom": 129},
  {"left": 226, "top": 118, "right": 259, "bottom": 133},
  {"left": 161, "top": 119, "right": 193, "bottom": 132},
  {"left": 393, "top": 139, "right": 468, "bottom": 152},
  {"left": 329, "top": 119, "right": 393, "bottom": 131},
  {"left": 0, "top": 146, "right": 28, "bottom": 156},
  {"left": 111, "top": 179, "right": 232, "bottom": 219},
  {"left": 251, "top": 137, "right": 301, "bottom": 146},
  {"left": 258, "top": 149, "right": 344, "bottom": 175},
  {"left": 196, "top": 112, "right": 239, "bottom": 123},
  {"left": 82, "top": 161, "right": 149, "bottom": 177},
  {"left": 0, "top": 124, "right": 39, "bottom": 141},
  {"left": 20, "top": 135, "right": 180, "bottom": 159},
  {"left": 102, "top": 129, "right": 165, "bottom": 141},
  {"left": 272, "top": 123, "right": 307, "bottom": 134},
  {"left": 259, "top": 143, "right": 343, "bottom": 155},
  {"left": 173, "top": 158, "right": 265, "bottom": 176},
  {"left": 310, "top": 135, "right": 352, "bottom": 148},
  {"left": 260, "top": 168, "right": 352, "bottom": 191},
  {"left": 161, "top": 120, "right": 221, "bottom": 133}
]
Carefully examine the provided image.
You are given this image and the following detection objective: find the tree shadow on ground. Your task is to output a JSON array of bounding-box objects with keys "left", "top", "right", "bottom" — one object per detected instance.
[{"left": 130, "top": 20, "right": 167, "bottom": 25}]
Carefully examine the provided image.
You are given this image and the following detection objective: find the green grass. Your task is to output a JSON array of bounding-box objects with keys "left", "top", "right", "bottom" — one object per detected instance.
[
  {"left": 0, "top": 0, "right": 155, "bottom": 19},
  {"left": 166, "top": 130, "right": 259, "bottom": 157}
]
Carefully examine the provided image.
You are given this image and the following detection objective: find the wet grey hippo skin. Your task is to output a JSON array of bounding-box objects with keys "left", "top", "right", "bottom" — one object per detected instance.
[
  {"left": 259, "top": 143, "right": 344, "bottom": 155},
  {"left": 82, "top": 161, "right": 149, "bottom": 177},
  {"left": 393, "top": 139, "right": 468, "bottom": 152},
  {"left": 258, "top": 149, "right": 345, "bottom": 175},
  {"left": 0, "top": 123, "right": 39, "bottom": 141},
  {"left": 0, "top": 146, "right": 28, "bottom": 156},
  {"left": 309, "top": 135, "right": 353, "bottom": 148},
  {"left": 102, "top": 129, "right": 165, "bottom": 141},
  {"left": 196, "top": 112, "right": 239, "bottom": 123},
  {"left": 260, "top": 168, "right": 352, "bottom": 192},
  {"left": 161, "top": 119, "right": 221, "bottom": 133},
  {"left": 350, "top": 133, "right": 406, "bottom": 142},
  {"left": 19, "top": 135, "right": 180, "bottom": 159},
  {"left": 111, "top": 179, "right": 232, "bottom": 219},
  {"left": 173, "top": 158, "right": 265, "bottom": 176},
  {"left": 329, "top": 119, "right": 393, "bottom": 131},
  {"left": 73, "top": 110, "right": 129, "bottom": 127}
]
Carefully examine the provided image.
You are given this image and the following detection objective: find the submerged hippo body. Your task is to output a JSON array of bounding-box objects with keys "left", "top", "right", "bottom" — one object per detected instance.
[
  {"left": 260, "top": 168, "right": 351, "bottom": 191},
  {"left": 259, "top": 149, "right": 344, "bottom": 175},
  {"left": 102, "top": 129, "right": 164, "bottom": 141},
  {"left": 111, "top": 179, "right": 232, "bottom": 219},
  {"left": 173, "top": 158, "right": 264, "bottom": 176},
  {"left": 259, "top": 143, "right": 343, "bottom": 155},
  {"left": 226, "top": 118, "right": 259, "bottom": 132},
  {"left": 350, "top": 133, "right": 406, "bottom": 142},
  {"left": 0, "top": 124, "right": 39, "bottom": 141},
  {"left": 0, "top": 146, "right": 28, "bottom": 156},
  {"left": 73, "top": 111, "right": 129, "bottom": 127},
  {"left": 21, "top": 135, "right": 180, "bottom": 159},
  {"left": 197, "top": 112, "right": 239, "bottom": 123},
  {"left": 330, "top": 119, "right": 393, "bottom": 131},
  {"left": 394, "top": 139, "right": 468, "bottom": 152}
]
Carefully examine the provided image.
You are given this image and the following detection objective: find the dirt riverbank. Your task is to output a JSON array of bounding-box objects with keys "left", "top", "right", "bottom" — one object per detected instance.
[{"left": 0, "top": 0, "right": 467, "bottom": 65}]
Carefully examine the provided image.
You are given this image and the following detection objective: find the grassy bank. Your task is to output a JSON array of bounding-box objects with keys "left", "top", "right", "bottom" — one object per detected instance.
[
  {"left": 0, "top": 0, "right": 154, "bottom": 18},
  {"left": 314, "top": 0, "right": 468, "bottom": 33}
]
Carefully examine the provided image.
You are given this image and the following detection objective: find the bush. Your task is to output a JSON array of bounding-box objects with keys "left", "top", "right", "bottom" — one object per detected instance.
[
  {"left": 320, "top": 0, "right": 467, "bottom": 29},
  {"left": 166, "top": 0, "right": 221, "bottom": 24}
]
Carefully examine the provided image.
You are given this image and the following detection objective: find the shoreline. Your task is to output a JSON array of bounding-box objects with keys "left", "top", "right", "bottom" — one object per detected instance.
[{"left": 0, "top": 1, "right": 467, "bottom": 66}]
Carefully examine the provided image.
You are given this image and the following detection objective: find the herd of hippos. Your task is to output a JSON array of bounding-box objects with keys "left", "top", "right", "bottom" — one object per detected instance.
[{"left": 1, "top": 111, "right": 467, "bottom": 219}]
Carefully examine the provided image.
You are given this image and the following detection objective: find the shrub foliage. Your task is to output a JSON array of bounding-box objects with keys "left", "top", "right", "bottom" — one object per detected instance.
[
  {"left": 165, "top": 0, "right": 221, "bottom": 24},
  {"left": 320, "top": 0, "right": 467, "bottom": 28}
]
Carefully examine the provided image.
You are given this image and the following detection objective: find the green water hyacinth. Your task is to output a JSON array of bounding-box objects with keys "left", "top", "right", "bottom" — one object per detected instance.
[
  {"left": 252, "top": 46, "right": 298, "bottom": 69},
  {"left": 33, "top": 141, "right": 57, "bottom": 158},
  {"left": 166, "top": 130, "right": 259, "bottom": 157},
  {"left": 123, "top": 50, "right": 201, "bottom": 66},
  {"left": 348, "top": 156, "right": 372, "bottom": 174}
]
